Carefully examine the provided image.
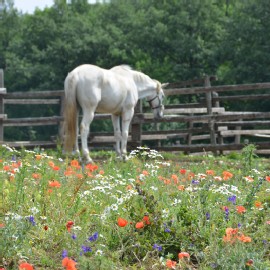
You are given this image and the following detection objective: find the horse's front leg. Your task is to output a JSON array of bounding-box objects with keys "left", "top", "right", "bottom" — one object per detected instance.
[
  {"left": 80, "top": 110, "right": 94, "bottom": 164},
  {"left": 111, "top": 114, "right": 122, "bottom": 158},
  {"left": 121, "top": 108, "right": 134, "bottom": 161}
]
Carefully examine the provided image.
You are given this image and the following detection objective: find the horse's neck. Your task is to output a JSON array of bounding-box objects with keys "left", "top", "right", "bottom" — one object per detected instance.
[
  {"left": 132, "top": 72, "right": 157, "bottom": 99},
  {"left": 138, "top": 87, "right": 156, "bottom": 100}
]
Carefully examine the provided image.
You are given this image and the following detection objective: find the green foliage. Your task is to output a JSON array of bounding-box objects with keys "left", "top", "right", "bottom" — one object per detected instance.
[
  {"left": 1, "top": 146, "right": 270, "bottom": 269},
  {"left": 0, "top": 0, "right": 270, "bottom": 141}
]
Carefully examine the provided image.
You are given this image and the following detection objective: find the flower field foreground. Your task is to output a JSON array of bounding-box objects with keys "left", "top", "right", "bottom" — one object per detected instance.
[{"left": 0, "top": 145, "right": 269, "bottom": 269}]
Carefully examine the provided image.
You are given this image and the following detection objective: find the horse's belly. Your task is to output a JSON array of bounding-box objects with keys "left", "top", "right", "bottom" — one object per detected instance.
[{"left": 96, "top": 102, "right": 122, "bottom": 114}]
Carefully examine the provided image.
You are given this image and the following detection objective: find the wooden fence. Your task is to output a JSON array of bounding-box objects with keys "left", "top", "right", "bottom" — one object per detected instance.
[{"left": 1, "top": 68, "right": 270, "bottom": 155}]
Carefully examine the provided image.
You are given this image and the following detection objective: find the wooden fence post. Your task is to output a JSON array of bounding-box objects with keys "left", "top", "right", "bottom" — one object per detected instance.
[
  {"left": 130, "top": 100, "right": 142, "bottom": 149},
  {"left": 0, "top": 69, "right": 5, "bottom": 141},
  {"left": 59, "top": 94, "right": 65, "bottom": 141},
  {"left": 205, "top": 75, "right": 217, "bottom": 153}
]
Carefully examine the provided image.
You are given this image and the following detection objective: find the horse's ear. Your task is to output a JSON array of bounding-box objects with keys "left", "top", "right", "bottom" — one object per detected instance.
[{"left": 161, "top": 83, "right": 169, "bottom": 88}]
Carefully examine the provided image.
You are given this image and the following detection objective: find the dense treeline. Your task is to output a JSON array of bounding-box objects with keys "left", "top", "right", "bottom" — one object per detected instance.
[{"left": 0, "top": 0, "right": 270, "bottom": 140}]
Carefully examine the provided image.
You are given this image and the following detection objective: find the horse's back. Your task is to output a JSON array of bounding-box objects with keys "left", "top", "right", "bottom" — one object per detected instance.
[{"left": 67, "top": 64, "right": 138, "bottom": 114}]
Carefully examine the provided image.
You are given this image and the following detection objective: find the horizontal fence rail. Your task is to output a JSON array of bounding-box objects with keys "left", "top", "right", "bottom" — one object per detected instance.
[{"left": 1, "top": 68, "right": 270, "bottom": 155}]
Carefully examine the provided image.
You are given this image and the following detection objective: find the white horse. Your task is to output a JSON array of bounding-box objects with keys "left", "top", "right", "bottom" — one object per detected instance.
[{"left": 63, "top": 64, "right": 166, "bottom": 163}]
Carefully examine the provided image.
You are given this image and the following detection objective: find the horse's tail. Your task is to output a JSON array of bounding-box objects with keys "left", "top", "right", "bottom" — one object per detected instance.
[{"left": 63, "top": 72, "right": 77, "bottom": 152}]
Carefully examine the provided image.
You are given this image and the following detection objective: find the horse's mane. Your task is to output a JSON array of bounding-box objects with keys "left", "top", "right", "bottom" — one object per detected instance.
[
  {"left": 113, "top": 65, "right": 160, "bottom": 91},
  {"left": 116, "top": 65, "right": 152, "bottom": 84}
]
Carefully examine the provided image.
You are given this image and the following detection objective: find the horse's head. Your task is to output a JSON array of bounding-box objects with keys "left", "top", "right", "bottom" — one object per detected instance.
[{"left": 147, "top": 81, "right": 167, "bottom": 119}]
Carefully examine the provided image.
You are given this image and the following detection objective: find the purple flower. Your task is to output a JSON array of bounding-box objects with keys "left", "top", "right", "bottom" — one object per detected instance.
[
  {"left": 224, "top": 207, "right": 229, "bottom": 221},
  {"left": 192, "top": 180, "right": 200, "bottom": 185},
  {"left": 228, "top": 195, "right": 237, "bottom": 205},
  {"left": 206, "top": 212, "right": 210, "bottom": 220},
  {"left": 28, "top": 215, "right": 36, "bottom": 226},
  {"left": 81, "top": 245, "right": 92, "bottom": 253},
  {"left": 153, "top": 244, "right": 162, "bottom": 251},
  {"left": 71, "top": 233, "right": 77, "bottom": 240},
  {"left": 88, "top": 232, "right": 98, "bottom": 242},
  {"left": 62, "top": 250, "right": 68, "bottom": 258},
  {"left": 163, "top": 223, "right": 171, "bottom": 232}
]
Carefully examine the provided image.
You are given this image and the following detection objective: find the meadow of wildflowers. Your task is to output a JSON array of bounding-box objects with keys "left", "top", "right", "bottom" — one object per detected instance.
[{"left": 0, "top": 145, "right": 269, "bottom": 269}]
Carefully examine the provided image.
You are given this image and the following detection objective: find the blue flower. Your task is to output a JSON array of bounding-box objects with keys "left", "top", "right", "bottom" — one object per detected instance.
[
  {"left": 88, "top": 232, "right": 98, "bottom": 242},
  {"left": 62, "top": 250, "right": 68, "bottom": 258},
  {"left": 224, "top": 207, "right": 229, "bottom": 221},
  {"left": 71, "top": 233, "right": 77, "bottom": 240},
  {"left": 153, "top": 244, "right": 162, "bottom": 251},
  {"left": 81, "top": 245, "right": 92, "bottom": 253},
  {"left": 163, "top": 223, "right": 171, "bottom": 233},
  {"left": 28, "top": 215, "right": 36, "bottom": 226},
  {"left": 228, "top": 195, "right": 237, "bottom": 205},
  {"left": 164, "top": 227, "right": 171, "bottom": 233},
  {"left": 192, "top": 180, "right": 200, "bottom": 185},
  {"left": 206, "top": 212, "right": 210, "bottom": 220}
]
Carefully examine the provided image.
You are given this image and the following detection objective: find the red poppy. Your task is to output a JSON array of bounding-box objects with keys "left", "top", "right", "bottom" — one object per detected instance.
[
  {"left": 223, "top": 227, "right": 251, "bottom": 244},
  {"left": 142, "top": 170, "right": 149, "bottom": 176},
  {"left": 3, "top": 165, "right": 10, "bottom": 171},
  {"left": 52, "top": 165, "right": 60, "bottom": 171},
  {"left": 237, "top": 234, "right": 252, "bottom": 243},
  {"left": 117, "top": 217, "right": 128, "bottom": 227},
  {"left": 48, "top": 161, "right": 55, "bottom": 168},
  {"left": 178, "top": 185, "right": 185, "bottom": 191},
  {"left": 76, "top": 173, "right": 84, "bottom": 179},
  {"left": 0, "top": 223, "right": 5, "bottom": 228},
  {"left": 179, "top": 169, "right": 186, "bottom": 175},
  {"left": 254, "top": 201, "right": 262, "bottom": 208},
  {"left": 236, "top": 205, "right": 246, "bottom": 214},
  {"left": 143, "top": 215, "right": 151, "bottom": 225},
  {"left": 265, "top": 176, "right": 270, "bottom": 182},
  {"left": 32, "top": 173, "right": 41, "bottom": 180},
  {"left": 188, "top": 172, "right": 195, "bottom": 180},
  {"left": 171, "top": 174, "right": 178, "bottom": 184},
  {"left": 66, "top": 221, "right": 74, "bottom": 232},
  {"left": 135, "top": 221, "right": 144, "bottom": 229},
  {"left": 222, "top": 171, "right": 233, "bottom": 180},
  {"left": 206, "top": 170, "right": 215, "bottom": 175},
  {"left": 246, "top": 259, "right": 253, "bottom": 266},
  {"left": 64, "top": 167, "right": 74, "bottom": 176},
  {"left": 48, "top": 180, "right": 61, "bottom": 188},
  {"left": 35, "top": 155, "right": 42, "bottom": 160},
  {"left": 178, "top": 252, "right": 190, "bottom": 259},
  {"left": 126, "top": 185, "right": 132, "bottom": 190},
  {"left": 70, "top": 160, "right": 81, "bottom": 169},
  {"left": 85, "top": 163, "right": 98, "bottom": 172},
  {"left": 62, "top": 257, "right": 77, "bottom": 270},
  {"left": 166, "top": 259, "right": 177, "bottom": 269},
  {"left": 18, "top": 262, "right": 34, "bottom": 270},
  {"left": 44, "top": 225, "right": 48, "bottom": 231}
]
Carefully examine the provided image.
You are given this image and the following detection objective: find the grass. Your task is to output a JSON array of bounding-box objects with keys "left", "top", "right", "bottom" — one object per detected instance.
[{"left": 0, "top": 144, "right": 269, "bottom": 270}]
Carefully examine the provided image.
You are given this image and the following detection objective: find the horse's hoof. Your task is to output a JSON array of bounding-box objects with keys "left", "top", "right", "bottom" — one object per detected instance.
[{"left": 84, "top": 158, "right": 94, "bottom": 164}]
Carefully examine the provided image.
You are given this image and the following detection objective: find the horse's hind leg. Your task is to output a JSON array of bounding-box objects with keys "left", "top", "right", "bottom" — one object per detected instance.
[
  {"left": 80, "top": 108, "right": 95, "bottom": 164},
  {"left": 121, "top": 108, "right": 134, "bottom": 161},
  {"left": 111, "top": 114, "right": 122, "bottom": 158}
]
